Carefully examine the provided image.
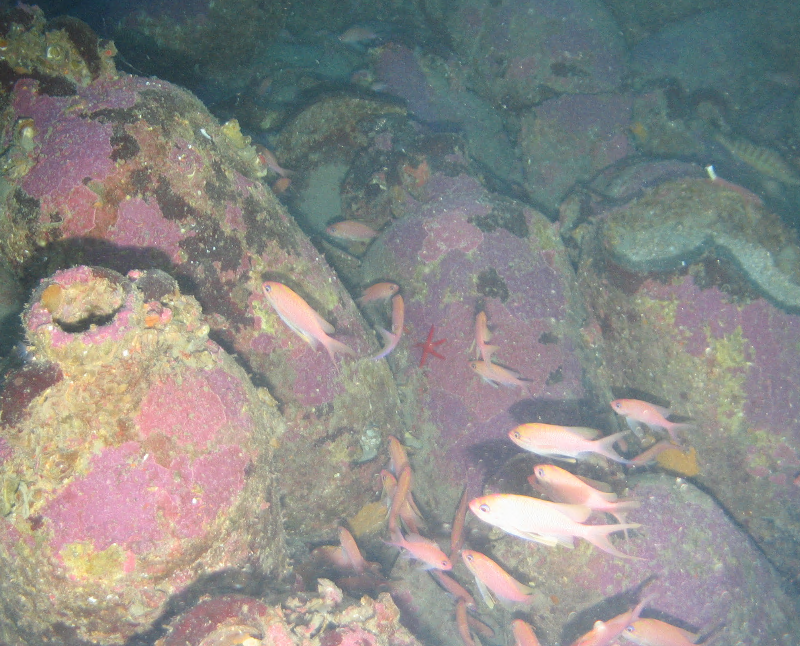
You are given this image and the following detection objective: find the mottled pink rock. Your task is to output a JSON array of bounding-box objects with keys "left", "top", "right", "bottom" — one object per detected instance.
[
  {"left": 360, "top": 149, "right": 599, "bottom": 513},
  {"left": 108, "top": 197, "right": 188, "bottom": 263},
  {"left": 0, "top": 266, "right": 285, "bottom": 644},
  {"left": 479, "top": 472, "right": 800, "bottom": 645},
  {"left": 575, "top": 204, "right": 800, "bottom": 593},
  {"left": 0, "top": 43, "right": 405, "bottom": 543}
]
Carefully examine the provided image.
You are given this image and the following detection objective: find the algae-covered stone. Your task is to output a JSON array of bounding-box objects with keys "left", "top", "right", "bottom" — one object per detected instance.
[{"left": 0, "top": 266, "right": 286, "bottom": 644}]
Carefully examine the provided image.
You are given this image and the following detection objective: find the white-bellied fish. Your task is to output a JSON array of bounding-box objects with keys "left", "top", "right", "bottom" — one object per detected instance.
[
  {"left": 469, "top": 493, "right": 641, "bottom": 560},
  {"left": 509, "top": 423, "right": 633, "bottom": 464}
]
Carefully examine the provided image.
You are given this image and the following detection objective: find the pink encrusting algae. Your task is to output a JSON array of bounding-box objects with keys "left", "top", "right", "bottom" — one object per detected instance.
[{"left": 0, "top": 266, "right": 286, "bottom": 644}]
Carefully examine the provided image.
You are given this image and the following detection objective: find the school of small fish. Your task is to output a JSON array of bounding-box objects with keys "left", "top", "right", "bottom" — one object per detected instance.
[{"left": 260, "top": 278, "right": 703, "bottom": 646}]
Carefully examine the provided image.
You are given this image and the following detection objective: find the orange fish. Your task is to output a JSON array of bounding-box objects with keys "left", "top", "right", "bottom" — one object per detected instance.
[
  {"left": 262, "top": 281, "right": 355, "bottom": 362},
  {"left": 455, "top": 598, "right": 475, "bottom": 646},
  {"left": 621, "top": 618, "right": 700, "bottom": 646},
  {"left": 512, "top": 619, "right": 543, "bottom": 646},
  {"left": 460, "top": 550, "right": 534, "bottom": 607},
  {"left": 569, "top": 594, "right": 653, "bottom": 646},
  {"left": 338, "top": 526, "right": 370, "bottom": 575},
  {"left": 469, "top": 493, "right": 641, "bottom": 560},
  {"left": 310, "top": 544, "right": 352, "bottom": 571},
  {"left": 380, "top": 469, "right": 425, "bottom": 534},
  {"left": 611, "top": 399, "right": 692, "bottom": 443},
  {"left": 357, "top": 282, "right": 399, "bottom": 304},
  {"left": 387, "top": 435, "right": 410, "bottom": 474},
  {"left": 372, "top": 294, "right": 404, "bottom": 360},
  {"left": 470, "top": 360, "right": 531, "bottom": 393},
  {"left": 431, "top": 570, "right": 477, "bottom": 611},
  {"left": 450, "top": 487, "right": 469, "bottom": 560},
  {"left": 530, "top": 464, "right": 640, "bottom": 526},
  {"left": 388, "top": 528, "right": 452, "bottom": 570},
  {"left": 271, "top": 176, "right": 292, "bottom": 194},
  {"left": 474, "top": 311, "right": 499, "bottom": 363},
  {"left": 387, "top": 464, "right": 412, "bottom": 534},
  {"left": 326, "top": 220, "right": 379, "bottom": 242},
  {"left": 509, "top": 423, "right": 633, "bottom": 464},
  {"left": 255, "top": 145, "right": 292, "bottom": 177},
  {"left": 629, "top": 440, "right": 676, "bottom": 465}
]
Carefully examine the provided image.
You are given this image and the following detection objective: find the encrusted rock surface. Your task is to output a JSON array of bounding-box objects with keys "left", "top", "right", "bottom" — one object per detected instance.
[{"left": 0, "top": 266, "right": 286, "bottom": 644}]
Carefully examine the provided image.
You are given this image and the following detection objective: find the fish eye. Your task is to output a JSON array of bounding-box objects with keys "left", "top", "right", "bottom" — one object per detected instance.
[
  {"left": 614, "top": 401, "right": 621, "bottom": 409},
  {"left": 536, "top": 467, "right": 545, "bottom": 477},
  {"left": 465, "top": 553, "right": 473, "bottom": 562},
  {"left": 264, "top": 284, "right": 272, "bottom": 292},
  {"left": 479, "top": 503, "right": 490, "bottom": 513},
  {"left": 625, "top": 626, "right": 634, "bottom": 633},
  {"left": 442, "top": 560, "right": 450, "bottom": 568},
  {"left": 512, "top": 431, "right": 520, "bottom": 439}
]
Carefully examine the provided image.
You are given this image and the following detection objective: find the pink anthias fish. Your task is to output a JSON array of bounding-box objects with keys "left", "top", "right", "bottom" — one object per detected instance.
[
  {"left": 326, "top": 220, "right": 379, "bottom": 242},
  {"left": 509, "top": 423, "right": 633, "bottom": 465},
  {"left": 372, "top": 294, "right": 404, "bottom": 360},
  {"left": 512, "top": 619, "right": 543, "bottom": 646},
  {"left": 460, "top": 549, "right": 534, "bottom": 608},
  {"left": 262, "top": 281, "right": 355, "bottom": 362},
  {"left": 387, "top": 528, "right": 452, "bottom": 570},
  {"left": 569, "top": 594, "right": 654, "bottom": 646},
  {"left": 382, "top": 457, "right": 425, "bottom": 534},
  {"left": 357, "top": 281, "right": 399, "bottom": 304},
  {"left": 474, "top": 311, "right": 499, "bottom": 363},
  {"left": 469, "top": 493, "right": 641, "bottom": 560},
  {"left": 530, "top": 464, "right": 640, "bottom": 526},
  {"left": 611, "top": 399, "right": 693, "bottom": 443},
  {"left": 431, "top": 570, "right": 477, "bottom": 611},
  {"left": 255, "top": 145, "right": 292, "bottom": 177},
  {"left": 620, "top": 618, "right": 700, "bottom": 646},
  {"left": 470, "top": 360, "right": 531, "bottom": 394},
  {"left": 337, "top": 526, "right": 371, "bottom": 575}
]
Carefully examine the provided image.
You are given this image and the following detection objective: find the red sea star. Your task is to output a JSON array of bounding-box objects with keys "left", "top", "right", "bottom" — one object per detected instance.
[{"left": 415, "top": 325, "right": 446, "bottom": 367}]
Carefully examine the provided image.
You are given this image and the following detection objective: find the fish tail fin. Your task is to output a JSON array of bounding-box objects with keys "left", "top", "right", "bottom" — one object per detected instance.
[
  {"left": 371, "top": 328, "right": 398, "bottom": 360},
  {"left": 598, "top": 431, "right": 635, "bottom": 464},
  {"left": 607, "top": 500, "right": 641, "bottom": 538},
  {"left": 323, "top": 335, "right": 356, "bottom": 362},
  {"left": 582, "top": 523, "right": 644, "bottom": 560}
]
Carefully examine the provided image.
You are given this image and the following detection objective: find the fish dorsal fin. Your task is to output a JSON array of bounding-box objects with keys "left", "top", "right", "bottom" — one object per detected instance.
[
  {"left": 567, "top": 426, "right": 601, "bottom": 440},
  {"left": 550, "top": 502, "right": 592, "bottom": 523}
]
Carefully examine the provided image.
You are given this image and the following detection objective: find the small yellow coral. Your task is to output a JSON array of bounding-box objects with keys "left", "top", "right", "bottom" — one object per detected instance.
[
  {"left": 220, "top": 118, "right": 250, "bottom": 149},
  {"left": 656, "top": 446, "right": 700, "bottom": 477}
]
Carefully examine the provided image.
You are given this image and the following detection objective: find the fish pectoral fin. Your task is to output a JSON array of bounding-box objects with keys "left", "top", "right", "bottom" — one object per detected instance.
[
  {"left": 625, "top": 417, "right": 644, "bottom": 436},
  {"left": 279, "top": 316, "right": 320, "bottom": 349},
  {"left": 517, "top": 531, "right": 574, "bottom": 549},
  {"left": 474, "top": 576, "right": 496, "bottom": 609}
]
